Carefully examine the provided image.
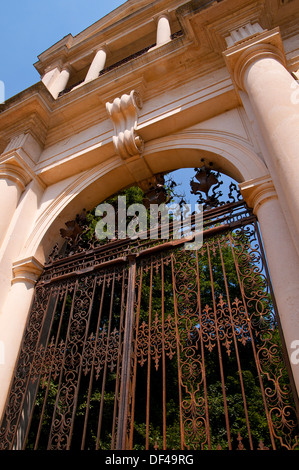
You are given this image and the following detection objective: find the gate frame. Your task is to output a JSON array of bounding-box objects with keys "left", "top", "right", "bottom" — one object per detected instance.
[{"left": 1, "top": 190, "right": 298, "bottom": 450}]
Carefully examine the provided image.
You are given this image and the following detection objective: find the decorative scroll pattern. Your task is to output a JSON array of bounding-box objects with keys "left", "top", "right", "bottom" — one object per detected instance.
[
  {"left": 168, "top": 226, "right": 299, "bottom": 451},
  {"left": 47, "top": 275, "right": 96, "bottom": 450},
  {"left": 171, "top": 248, "right": 209, "bottom": 449},
  {"left": 0, "top": 197, "right": 298, "bottom": 451},
  {"left": 82, "top": 327, "right": 121, "bottom": 378},
  {"left": 135, "top": 313, "right": 176, "bottom": 370},
  {"left": 0, "top": 283, "right": 57, "bottom": 449},
  {"left": 231, "top": 225, "right": 299, "bottom": 450}
]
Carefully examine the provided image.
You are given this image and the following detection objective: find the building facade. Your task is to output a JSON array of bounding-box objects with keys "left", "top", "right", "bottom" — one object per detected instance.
[{"left": 0, "top": 0, "right": 299, "bottom": 449}]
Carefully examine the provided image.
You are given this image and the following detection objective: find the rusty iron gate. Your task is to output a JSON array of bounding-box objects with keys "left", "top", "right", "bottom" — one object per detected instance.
[{"left": 0, "top": 172, "right": 299, "bottom": 451}]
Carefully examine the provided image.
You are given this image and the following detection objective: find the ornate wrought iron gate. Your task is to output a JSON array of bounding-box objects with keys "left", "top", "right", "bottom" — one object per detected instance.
[{"left": 1, "top": 172, "right": 298, "bottom": 451}]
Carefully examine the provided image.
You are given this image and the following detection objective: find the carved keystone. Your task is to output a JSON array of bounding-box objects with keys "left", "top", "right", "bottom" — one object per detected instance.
[{"left": 106, "top": 90, "right": 144, "bottom": 160}]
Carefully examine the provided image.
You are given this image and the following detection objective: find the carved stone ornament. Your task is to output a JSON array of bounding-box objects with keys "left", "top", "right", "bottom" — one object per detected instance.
[
  {"left": 106, "top": 90, "right": 144, "bottom": 160},
  {"left": 12, "top": 256, "right": 44, "bottom": 285}
]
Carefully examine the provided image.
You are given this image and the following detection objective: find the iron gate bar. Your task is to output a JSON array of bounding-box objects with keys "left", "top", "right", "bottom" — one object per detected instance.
[
  {"left": 195, "top": 250, "right": 211, "bottom": 449},
  {"left": 145, "top": 261, "right": 153, "bottom": 450},
  {"left": 170, "top": 254, "right": 185, "bottom": 450},
  {"left": 81, "top": 273, "right": 107, "bottom": 450},
  {"left": 111, "top": 271, "right": 127, "bottom": 449},
  {"left": 128, "top": 265, "right": 144, "bottom": 449},
  {"left": 161, "top": 258, "right": 167, "bottom": 450},
  {"left": 33, "top": 285, "right": 69, "bottom": 449},
  {"left": 116, "top": 254, "right": 137, "bottom": 450},
  {"left": 96, "top": 272, "right": 116, "bottom": 449},
  {"left": 217, "top": 237, "right": 253, "bottom": 449},
  {"left": 206, "top": 242, "right": 232, "bottom": 449},
  {"left": 8, "top": 286, "right": 59, "bottom": 449}
]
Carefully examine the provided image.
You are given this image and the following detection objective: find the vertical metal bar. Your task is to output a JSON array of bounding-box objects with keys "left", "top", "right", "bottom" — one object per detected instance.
[
  {"left": 195, "top": 250, "right": 211, "bottom": 449},
  {"left": 111, "top": 271, "right": 127, "bottom": 450},
  {"left": 11, "top": 286, "right": 56, "bottom": 450},
  {"left": 96, "top": 272, "right": 116, "bottom": 449},
  {"left": 128, "top": 266, "right": 143, "bottom": 449},
  {"left": 67, "top": 277, "right": 97, "bottom": 449},
  {"left": 145, "top": 262, "right": 153, "bottom": 450},
  {"left": 206, "top": 242, "right": 232, "bottom": 450},
  {"left": 22, "top": 289, "right": 61, "bottom": 449},
  {"left": 34, "top": 284, "right": 69, "bottom": 449},
  {"left": 217, "top": 238, "right": 253, "bottom": 449},
  {"left": 161, "top": 257, "right": 167, "bottom": 450},
  {"left": 116, "top": 254, "right": 137, "bottom": 450},
  {"left": 47, "top": 279, "right": 79, "bottom": 449},
  {"left": 171, "top": 253, "right": 185, "bottom": 450},
  {"left": 81, "top": 274, "right": 106, "bottom": 449}
]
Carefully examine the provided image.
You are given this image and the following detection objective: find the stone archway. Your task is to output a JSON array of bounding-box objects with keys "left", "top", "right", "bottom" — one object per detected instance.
[
  {"left": 22, "top": 131, "right": 269, "bottom": 266},
  {"left": 1, "top": 130, "right": 299, "bottom": 431},
  {"left": 1, "top": 160, "right": 298, "bottom": 450}
]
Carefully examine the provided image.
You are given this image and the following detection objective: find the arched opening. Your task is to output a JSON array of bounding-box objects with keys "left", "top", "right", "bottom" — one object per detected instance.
[
  {"left": 1, "top": 157, "right": 298, "bottom": 451},
  {"left": 25, "top": 134, "right": 268, "bottom": 266}
]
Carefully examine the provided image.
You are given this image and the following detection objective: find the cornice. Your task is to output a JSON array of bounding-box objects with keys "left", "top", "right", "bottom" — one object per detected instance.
[
  {"left": 0, "top": 82, "right": 52, "bottom": 148},
  {"left": 180, "top": 0, "right": 270, "bottom": 53}
]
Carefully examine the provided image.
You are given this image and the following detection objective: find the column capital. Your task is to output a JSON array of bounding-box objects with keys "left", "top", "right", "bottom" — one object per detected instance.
[
  {"left": 12, "top": 256, "right": 44, "bottom": 286},
  {"left": 0, "top": 137, "right": 40, "bottom": 190},
  {"left": 223, "top": 27, "right": 287, "bottom": 90},
  {"left": 239, "top": 175, "right": 277, "bottom": 214},
  {"left": 93, "top": 43, "right": 109, "bottom": 55},
  {"left": 0, "top": 156, "right": 35, "bottom": 191},
  {"left": 154, "top": 11, "right": 170, "bottom": 23}
]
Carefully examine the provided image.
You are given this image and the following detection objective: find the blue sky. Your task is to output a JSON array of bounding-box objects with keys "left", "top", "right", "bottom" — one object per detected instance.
[{"left": 0, "top": 0, "right": 125, "bottom": 100}]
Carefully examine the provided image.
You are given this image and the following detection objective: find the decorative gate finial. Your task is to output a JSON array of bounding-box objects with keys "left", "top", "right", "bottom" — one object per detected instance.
[
  {"left": 190, "top": 160, "right": 223, "bottom": 209},
  {"left": 59, "top": 209, "right": 87, "bottom": 241},
  {"left": 138, "top": 174, "right": 170, "bottom": 209},
  {"left": 190, "top": 160, "right": 242, "bottom": 209}
]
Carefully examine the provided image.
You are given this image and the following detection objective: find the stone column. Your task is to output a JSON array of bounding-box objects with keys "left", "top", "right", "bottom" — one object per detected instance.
[
  {"left": 45, "top": 65, "right": 71, "bottom": 99},
  {"left": 0, "top": 161, "right": 31, "bottom": 246},
  {"left": 224, "top": 27, "right": 299, "bottom": 253},
  {"left": 156, "top": 14, "right": 172, "bottom": 46},
  {"left": 240, "top": 175, "right": 299, "bottom": 395},
  {"left": 0, "top": 257, "right": 44, "bottom": 420},
  {"left": 84, "top": 47, "right": 107, "bottom": 82},
  {"left": 42, "top": 66, "right": 61, "bottom": 88}
]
